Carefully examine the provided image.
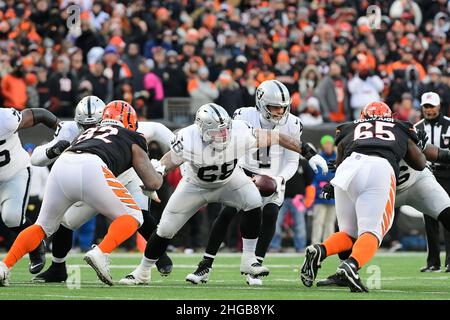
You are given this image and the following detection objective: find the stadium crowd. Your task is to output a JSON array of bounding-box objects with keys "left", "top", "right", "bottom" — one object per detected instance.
[{"left": 0, "top": 0, "right": 449, "bottom": 253}]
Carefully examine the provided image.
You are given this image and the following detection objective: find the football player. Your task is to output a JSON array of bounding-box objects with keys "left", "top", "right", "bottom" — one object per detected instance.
[
  {"left": 119, "top": 103, "right": 327, "bottom": 285},
  {"left": 186, "top": 80, "right": 318, "bottom": 286},
  {"left": 0, "top": 106, "right": 60, "bottom": 274},
  {"left": 300, "top": 101, "right": 426, "bottom": 292},
  {"left": 316, "top": 131, "right": 450, "bottom": 287},
  {"left": 0, "top": 102, "right": 163, "bottom": 286},
  {"left": 30, "top": 97, "right": 175, "bottom": 283}
]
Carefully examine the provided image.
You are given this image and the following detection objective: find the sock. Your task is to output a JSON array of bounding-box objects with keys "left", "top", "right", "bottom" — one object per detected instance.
[
  {"left": 203, "top": 253, "right": 215, "bottom": 268},
  {"left": 240, "top": 207, "right": 261, "bottom": 239},
  {"left": 98, "top": 215, "right": 139, "bottom": 254},
  {"left": 338, "top": 249, "right": 352, "bottom": 261},
  {"left": 144, "top": 231, "right": 170, "bottom": 260},
  {"left": 51, "top": 225, "right": 74, "bottom": 263},
  {"left": 205, "top": 206, "right": 236, "bottom": 256},
  {"left": 3, "top": 225, "right": 46, "bottom": 269},
  {"left": 137, "top": 256, "right": 157, "bottom": 273},
  {"left": 52, "top": 257, "right": 66, "bottom": 264},
  {"left": 438, "top": 207, "right": 450, "bottom": 231},
  {"left": 137, "top": 210, "right": 158, "bottom": 239},
  {"left": 255, "top": 203, "right": 279, "bottom": 259},
  {"left": 350, "top": 233, "right": 379, "bottom": 268},
  {"left": 322, "top": 231, "right": 354, "bottom": 257},
  {"left": 242, "top": 238, "right": 258, "bottom": 254}
]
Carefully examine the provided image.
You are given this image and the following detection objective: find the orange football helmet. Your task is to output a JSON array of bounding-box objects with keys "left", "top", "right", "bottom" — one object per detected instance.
[
  {"left": 102, "top": 100, "right": 138, "bottom": 131},
  {"left": 360, "top": 101, "right": 392, "bottom": 119}
]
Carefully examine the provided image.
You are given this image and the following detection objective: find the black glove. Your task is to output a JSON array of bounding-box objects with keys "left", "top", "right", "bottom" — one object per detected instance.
[
  {"left": 416, "top": 129, "right": 428, "bottom": 151},
  {"left": 46, "top": 140, "right": 70, "bottom": 159},
  {"left": 320, "top": 183, "right": 335, "bottom": 200},
  {"left": 327, "top": 160, "right": 337, "bottom": 172}
]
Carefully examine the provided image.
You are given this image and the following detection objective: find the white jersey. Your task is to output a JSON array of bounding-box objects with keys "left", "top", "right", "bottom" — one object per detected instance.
[
  {"left": 172, "top": 120, "right": 257, "bottom": 188},
  {"left": 233, "top": 107, "right": 302, "bottom": 181},
  {"left": 396, "top": 159, "right": 425, "bottom": 192},
  {"left": 31, "top": 120, "right": 80, "bottom": 167},
  {"left": 31, "top": 120, "right": 174, "bottom": 184},
  {"left": 0, "top": 108, "right": 30, "bottom": 181}
]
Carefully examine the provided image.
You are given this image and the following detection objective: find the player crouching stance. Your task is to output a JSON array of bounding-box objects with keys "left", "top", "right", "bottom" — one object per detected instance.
[
  {"left": 300, "top": 102, "right": 426, "bottom": 292},
  {"left": 119, "top": 103, "right": 327, "bottom": 285},
  {"left": 0, "top": 102, "right": 163, "bottom": 286}
]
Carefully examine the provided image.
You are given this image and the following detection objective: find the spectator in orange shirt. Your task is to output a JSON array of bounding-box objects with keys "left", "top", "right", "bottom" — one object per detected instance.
[
  {"left": 387, "top": 46, "right": 426, "bottom": 81},
  {"left": 1, "top": 58, "right": 27, "bottom": 110}
]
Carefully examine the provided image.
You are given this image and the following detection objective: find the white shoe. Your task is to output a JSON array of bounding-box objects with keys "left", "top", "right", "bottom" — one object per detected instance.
[
  {"left": 240, "top": 254, "right": 269, "bottom": 277},
  {"left": 83, "top": 245, "right": 113, "bottom": 286},
  {"left": 119, "top": 268, "right": 151, "bottom": 285},
  {"left": 186, "top": 260, "right": 211, "bottom": 284},
  {"left": 245, "top": 274, "right": 262, "bottom": 286},
  {"left": 0, "top": 262, "right": 10, "bottom": 287}
]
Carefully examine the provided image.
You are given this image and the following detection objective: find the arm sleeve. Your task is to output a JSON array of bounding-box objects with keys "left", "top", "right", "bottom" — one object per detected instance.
[{"left": 30, "top": 122, "right": 72, "bottom": 166}]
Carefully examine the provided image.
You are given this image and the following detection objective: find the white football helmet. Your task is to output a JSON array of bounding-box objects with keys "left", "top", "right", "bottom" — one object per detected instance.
[
  {"left": 195, "top": 103, "right": 232, "bottom": 150},
  {"left": 255, "top": 80, "right": 291, "bottom": 126},
  {"left": 74, "top": 95, "right": 106, "bottom": 129}
]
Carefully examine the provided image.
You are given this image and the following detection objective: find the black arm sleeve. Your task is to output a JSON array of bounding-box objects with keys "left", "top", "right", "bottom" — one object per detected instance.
[
  {"left": 30, "top": 108, "right": 58, "bottom": 129},
  {"left": 437, "top": 148, "right": 450, "bottom": 164},
  {"left": 300, "top": 141, "right": 317, "bottom": 160}
]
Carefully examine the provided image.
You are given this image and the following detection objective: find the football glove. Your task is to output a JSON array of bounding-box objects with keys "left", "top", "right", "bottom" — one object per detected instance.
[
  {"left": 46, "top": 140, "right": 70, "bottom": 159},
  {"left": 151, "top": 159, "right": 166, "bottom": 176},
  {"left": 416, "top": 129, "right": 429, "bottom": 151},
  {"left": 308, "top": 154, "right": 329, "bottom": 174},
  {"left": 327, "top": 160, "right": 337, "bottom": 172},
  {"left": 140, "top": 186, "right": 161, "bottom": 203},
  {"left": 320, "top": 183, "right": 335, "bottom": 200}
]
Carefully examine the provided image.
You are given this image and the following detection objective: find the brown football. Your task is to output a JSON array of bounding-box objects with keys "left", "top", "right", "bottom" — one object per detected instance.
[{"left": 253, "top": 174, "right": 277, "bottom": 197}]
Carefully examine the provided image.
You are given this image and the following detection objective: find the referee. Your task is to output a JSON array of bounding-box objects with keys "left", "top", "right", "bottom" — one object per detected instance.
[{"left": 416, "top": 92, "right": 450, "bottom": 272}]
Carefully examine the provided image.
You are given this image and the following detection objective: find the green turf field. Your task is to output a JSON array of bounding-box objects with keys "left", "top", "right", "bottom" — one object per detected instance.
[{"left": 0, "top": 252, "right": 449, "bottom": 300}]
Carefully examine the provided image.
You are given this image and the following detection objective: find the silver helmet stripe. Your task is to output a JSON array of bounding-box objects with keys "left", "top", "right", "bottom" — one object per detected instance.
[{"left": 209, "top": 104, "right": 224, "bottom": 124}]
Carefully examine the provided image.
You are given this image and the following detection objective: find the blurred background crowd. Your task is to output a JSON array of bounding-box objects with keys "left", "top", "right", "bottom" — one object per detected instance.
[{"left": 0, "top": 0, "right": 446, "bottom": 253}]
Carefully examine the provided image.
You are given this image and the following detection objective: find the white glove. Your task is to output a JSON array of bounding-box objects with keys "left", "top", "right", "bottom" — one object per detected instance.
[
  {"left": 273, "top": 176, "right": 285, "bottom": 200},
  {"left": 308, "top": 154, "right": 328, "bottom": 174},
  {"left": 151, "top": 159, "right": 166, "bottom": 176},
  {"left": 140, "top": 186, "right": 161, "bottom": 203}
]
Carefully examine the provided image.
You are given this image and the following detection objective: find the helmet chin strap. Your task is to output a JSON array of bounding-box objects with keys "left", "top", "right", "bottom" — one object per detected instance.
[{"left": 259, "top": 113, "right": 276, "bottom": 129}]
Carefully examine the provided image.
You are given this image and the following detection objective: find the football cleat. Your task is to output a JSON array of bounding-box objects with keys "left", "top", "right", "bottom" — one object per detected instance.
[
  {"left": 245, "top": 274, "right": 263, "bottom": 286},
  {"left": 300, "top": 244, "right": 326, "bottom": 287},
  {"left": 240, "top": 254, "right": 269, "bottom": 277},
  {"left": 28, "top": 240, "right": 46, "bottom": 274},
  {"left": 316, "top": 273, "right": 348, "bottom": 287},
  {"left": 336, "top": 259, "right": 369, "bottom": 293},
  {"left": 119, "top": 268, "right": 150, "bottom": 285},
  {"left": 83, "top": 245, "right": 113, "bottom": 286},
  {"left": 420, "top": 265, "right": 441, "bottom": 273},
  {"left": 0, "top": 262, "right": 10, "bottom": 287},
  {"left": 155, "top": 253, "right": 173, "bottom": 277},
  {"left": 32, "top": 262, "right": 68, "bottom": 283},
  {"left": 186, "top": 259, "right": 211, "bottom": 284}
]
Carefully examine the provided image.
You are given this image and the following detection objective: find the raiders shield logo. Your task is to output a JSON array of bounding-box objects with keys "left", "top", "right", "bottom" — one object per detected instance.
[{"left": 256, "top": 88, "right": 265, "bottom": 100}]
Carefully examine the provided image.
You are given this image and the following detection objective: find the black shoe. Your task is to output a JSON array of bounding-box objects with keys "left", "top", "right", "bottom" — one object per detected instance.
[
  {"left": 316, "top": 273, "right": 348, "bottom": 287},
  {"left": 446, "top": 265, "right": 450, "bottom": 273},
  {"left": 32, "top": 262, "right": 68, "bottom": 283},
  {"left": 29, "top": 241, "right": 46, "bottom": 274},
  {"left": 300, "top": 244, "right": 326, "bottom": 287},
  {"left": 336, "top": 259, "right": 369, "bottom": 293},
  {"left": 420, "top": 265, "right": 441, "bottom": 272},
  {"left": 155, "top": 252, "right": 173, "bottom": 277}
]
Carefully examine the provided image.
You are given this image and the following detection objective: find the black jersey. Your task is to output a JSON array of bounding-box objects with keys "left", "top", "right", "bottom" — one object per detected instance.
[
  {"left": 335, "top": 117, "right": 419, "bottom": 179},
  {"left": 67, "top": 125, "right": 148, "bottom": 176}
]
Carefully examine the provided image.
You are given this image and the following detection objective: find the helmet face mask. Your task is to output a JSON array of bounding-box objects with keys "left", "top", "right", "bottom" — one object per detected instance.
[
  {"left": 74, "top": 95, "right": 106, "bottom": 129},
  {"left": 195, "top": 103, "right": 232, "bottom": 150},
  {"left": 256, "top": 80, "right": 291, "bottom": 126}
]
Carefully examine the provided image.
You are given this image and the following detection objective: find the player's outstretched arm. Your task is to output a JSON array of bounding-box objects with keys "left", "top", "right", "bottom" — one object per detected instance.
[
  {"left": 254, "top": 128, "right": 328, "bottom": 173},
  {"left": 404, "top": 138, "right": 427, "bottom": 171},
  {"left": 423, "top": 144, "right": 450, "bottom": 164},
  {"left": 132, "top": 144, "right": 163, "bottom": 191},
  {"left": 18, "top": 109, "right": 59, "bottom": 130},
  {"left": 159, "top": 149, "right": 184, "bottom": 175}
]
